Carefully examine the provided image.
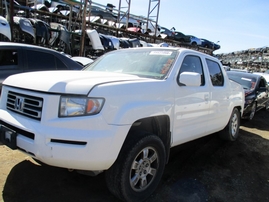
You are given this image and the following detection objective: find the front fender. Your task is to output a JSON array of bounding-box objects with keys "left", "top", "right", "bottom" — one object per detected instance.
[
  {"left": 103, "top": 100, "right": 173, "bottom": 125},
  {"left": 90, "top": 79, "right": 175, "bottom": 126}
]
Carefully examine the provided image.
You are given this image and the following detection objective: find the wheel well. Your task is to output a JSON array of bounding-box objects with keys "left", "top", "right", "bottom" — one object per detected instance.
[
  {"left": 127, "top": 115, "right": 171, "bottom": 163},
  {"left": 229, "top": 106, "right": 243, "bottom": 121}
]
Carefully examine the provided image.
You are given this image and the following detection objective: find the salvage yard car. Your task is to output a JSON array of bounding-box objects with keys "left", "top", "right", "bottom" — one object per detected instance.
[
  {"left": 0, "top": 47, "right": 244, "bottom": 202},
  {"left": 171, "top": 31, "right": 191, "bottom": 43},
  {"left": 187, "top": 35, "right": 202, "bottom": 46},
  {"left": 253, "top": 70, "right": 269, "bottom": 85},
  {"left": 200, "top": 38, "right": 221, "bottom": 50},
  {"left": 227, "top": 71, "right": 269, "bottom": 120},
  {"left": 0, "top": 42, "right": 84, "bottom": 94}
]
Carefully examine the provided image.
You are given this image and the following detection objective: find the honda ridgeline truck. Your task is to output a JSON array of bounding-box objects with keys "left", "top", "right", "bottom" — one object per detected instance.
[{"left": 0, "top": 47, "right": 244, "bottom": 202}]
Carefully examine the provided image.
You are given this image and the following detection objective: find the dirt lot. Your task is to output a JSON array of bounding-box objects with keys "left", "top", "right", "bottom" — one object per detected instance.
[{"left": 1, "top": 110, "right": 269, "bottom": 202}]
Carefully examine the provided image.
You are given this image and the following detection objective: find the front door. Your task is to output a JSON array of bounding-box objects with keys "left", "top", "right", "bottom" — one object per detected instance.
[{"left": 172, "top": 54, "right": 210, "bottom": 146}]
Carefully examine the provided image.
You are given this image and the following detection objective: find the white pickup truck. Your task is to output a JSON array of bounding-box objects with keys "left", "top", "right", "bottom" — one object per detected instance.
[{"left": 0, "top": 47, "right": 244, "bottom": 202}]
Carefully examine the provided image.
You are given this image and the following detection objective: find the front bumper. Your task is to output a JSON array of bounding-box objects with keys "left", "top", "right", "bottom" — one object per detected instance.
[{"left": 0, "top": 109, "right": 130, "bottom": 171}]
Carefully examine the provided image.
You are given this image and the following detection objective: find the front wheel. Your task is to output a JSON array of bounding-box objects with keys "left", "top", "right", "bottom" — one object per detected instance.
[
  {"left": 105, "top": 132, "right": 166, "bottom": 202},
  {"left": 248, "top": 102, "right": 257, "bottom": 120},
  {"left": 219, "top": 108, "right": 240, "bottom": 141},
  {"left": 264, "top": 100, "right": 269, "bottom": 111}
]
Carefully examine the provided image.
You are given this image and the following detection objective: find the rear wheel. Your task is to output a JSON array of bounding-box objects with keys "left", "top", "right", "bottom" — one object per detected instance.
[
  {"left": 191, "top": 42, "right": 197, "bottom": 46},
  {"left": 219, "top": 108, "right": 240, "bottom": 141},
  {"left": 105, "top": 132, "right": 166, "bottom": 202}
]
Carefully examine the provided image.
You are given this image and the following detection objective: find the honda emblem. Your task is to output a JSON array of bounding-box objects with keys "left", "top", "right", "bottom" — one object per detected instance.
[{"left": 15, "top": 96, "right": 24, "bottom": 111}]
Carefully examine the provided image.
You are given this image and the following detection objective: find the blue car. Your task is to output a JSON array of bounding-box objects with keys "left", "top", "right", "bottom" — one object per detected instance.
[{"left": 200, "top": 38, "right": 221, "bottom": 50}]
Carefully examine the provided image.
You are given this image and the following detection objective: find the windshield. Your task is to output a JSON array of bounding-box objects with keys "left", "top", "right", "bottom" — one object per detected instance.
[
  {"left": 83, "top": 49, "right": 178, "bottom": 79},
  {"left": 228, "top": 74, "right": 256, "bottom": 90}
]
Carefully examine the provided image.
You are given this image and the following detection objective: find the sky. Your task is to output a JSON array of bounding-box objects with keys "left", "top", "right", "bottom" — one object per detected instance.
[{"left": 91, "top": 0, "right": 269, "bottom": 54}]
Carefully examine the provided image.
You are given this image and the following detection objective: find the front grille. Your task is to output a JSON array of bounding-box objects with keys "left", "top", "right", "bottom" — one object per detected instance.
[{"left": 6, "top": 91, "right": 43, "bottom": 121}]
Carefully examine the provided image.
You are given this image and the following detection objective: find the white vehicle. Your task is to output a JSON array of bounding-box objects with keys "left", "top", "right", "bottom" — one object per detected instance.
[
  {"left": 71, "top": 56, "right": 94, "bottom": 66},
  {"left": 0, "top": 47, "right": 244, "bottom": 202},
  {"left": 0, "top": 16, "right": 11, "bottom": 41},
  {"left": 187, "top": 35, "right": 202, "bottom": 46}
]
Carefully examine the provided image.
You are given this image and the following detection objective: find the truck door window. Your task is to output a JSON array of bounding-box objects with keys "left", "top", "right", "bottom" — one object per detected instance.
[
  {"left": 179, "top": 55, "right": 205, "bottom": 86},
  {"left": 206, "top": 59, "right": 224, "bottom": 86}
]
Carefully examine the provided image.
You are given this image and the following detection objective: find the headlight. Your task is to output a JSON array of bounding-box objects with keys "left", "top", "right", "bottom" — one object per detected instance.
[{"left": 59, "top": 96, "right": 105, "bottom": 117}]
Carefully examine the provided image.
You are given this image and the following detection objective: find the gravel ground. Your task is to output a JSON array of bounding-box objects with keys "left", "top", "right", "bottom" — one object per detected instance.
[{"left": 1, "top": 109, "right": 269, "bottom": 202}]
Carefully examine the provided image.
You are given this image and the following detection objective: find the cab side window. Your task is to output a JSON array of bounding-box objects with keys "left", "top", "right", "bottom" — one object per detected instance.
[
  {"left": 0, "top": 49, "right": 18, "bottom": 68},
  {"left": 206, "top": 59, "right": 224, "bottom": 86},
  {"left": 259, "top": 78, "right": 266, "bottom": 88},
  {"left": 56, "top": 58, "right": 69, "bottom": 70},
  {"left": 179, "top": 55, "right": 205, "bottom": 86},
  {"left": 27, "top": 50, "right": 55, "bottom": 70}
]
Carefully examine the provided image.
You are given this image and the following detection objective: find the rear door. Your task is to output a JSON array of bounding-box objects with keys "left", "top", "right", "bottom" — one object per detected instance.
[{"left": 205, "top": 58, "right": 231, "bottom": 134}]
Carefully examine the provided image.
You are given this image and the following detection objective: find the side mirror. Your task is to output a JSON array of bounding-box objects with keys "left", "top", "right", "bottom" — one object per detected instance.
[{"left": 179, "top": 72, "right": 201, "bottom": 87}]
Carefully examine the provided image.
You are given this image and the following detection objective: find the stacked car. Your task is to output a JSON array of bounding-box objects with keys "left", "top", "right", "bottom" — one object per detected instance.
[{"left": 0, "top": 1, "right": 221, "bottom": 55}]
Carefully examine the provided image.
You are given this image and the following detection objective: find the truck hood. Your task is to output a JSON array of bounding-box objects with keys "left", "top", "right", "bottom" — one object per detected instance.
[{"left": 3, "top": 71, "right": 146, "bottom": 95}]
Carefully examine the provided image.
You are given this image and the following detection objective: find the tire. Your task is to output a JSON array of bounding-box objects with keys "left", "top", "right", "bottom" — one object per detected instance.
[
  {"left": 105, "top": 132, "right": 166, "bottom": 202},
  {"left": 264, "top": 100, "right": 269, "bottom": 111},
  {"left": 219, "top": 108, "right": 240, "bottom": 141},
  {"left": 248, "top": 102, "right": 257, "bottom": 120}
]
